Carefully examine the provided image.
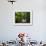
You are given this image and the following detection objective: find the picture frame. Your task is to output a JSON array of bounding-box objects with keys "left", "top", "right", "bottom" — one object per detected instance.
[{"left": 13, "top": 10, "right": 32, "bottom": 26}]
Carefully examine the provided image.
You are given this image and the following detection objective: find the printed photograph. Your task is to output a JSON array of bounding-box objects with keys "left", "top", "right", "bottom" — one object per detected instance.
[{"left": 15, "top": 12, "right": 30, "bottom": 23}]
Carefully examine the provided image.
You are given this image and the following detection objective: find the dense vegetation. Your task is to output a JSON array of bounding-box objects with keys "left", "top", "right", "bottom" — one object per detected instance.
[{"left": 15, "top": 12, "right": 30, "bottom": 23}]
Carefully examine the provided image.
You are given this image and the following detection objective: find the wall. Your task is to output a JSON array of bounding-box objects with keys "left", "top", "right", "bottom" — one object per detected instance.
[{"left": 0, "top": 0, "right": 46, "bottom": 42}]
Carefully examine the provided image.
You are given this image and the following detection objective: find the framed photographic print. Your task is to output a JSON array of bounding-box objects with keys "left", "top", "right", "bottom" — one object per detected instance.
[{"left": 14, "top": 10, "right": 32, "bottom": 26}]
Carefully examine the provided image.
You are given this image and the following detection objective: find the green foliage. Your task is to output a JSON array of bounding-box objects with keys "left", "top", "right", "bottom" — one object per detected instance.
[{"left": 15, "top": 12, "right": 30, "bottom": 23}]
